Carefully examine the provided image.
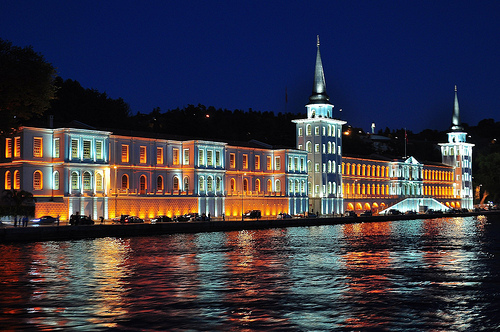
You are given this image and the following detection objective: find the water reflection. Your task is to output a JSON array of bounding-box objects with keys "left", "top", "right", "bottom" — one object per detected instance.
[{"left": 0, "top": 216, "right": 499, "bottom": 331}]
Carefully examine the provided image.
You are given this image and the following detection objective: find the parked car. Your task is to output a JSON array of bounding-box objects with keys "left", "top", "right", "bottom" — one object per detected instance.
[
  {"left": 360, "top": 210, "right": 372, "bottom": 217},
  {"left": 122, "top": 216, "right": 144, "bottom": 223},
  {"left": 243, "top": 210, "right": 261, "bottom": 219},
  {"left": 69, "top": 215, "right": 94, "bottom": 225},
  {"left": 277, "top": 213, "right": 292, "bottom": 219},
  {"left": 388, "top": 209, "right": 402, "bottom": 215},
  {"left": 344, "top": 211, "right": 357, "bottom": 217},
  {"left": 151, "top": 215, "right": 172, "bottom": 223},
  {"left": 31, "top": 215, "right": 58, "bottom": 224}
]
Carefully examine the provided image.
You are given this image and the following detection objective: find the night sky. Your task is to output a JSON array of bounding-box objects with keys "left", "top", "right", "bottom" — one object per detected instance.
[{"left": 1, "top": 1, "right": 498, "bottom": 133}]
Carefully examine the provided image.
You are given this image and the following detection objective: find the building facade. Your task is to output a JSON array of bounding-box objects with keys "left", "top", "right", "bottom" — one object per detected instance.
[{"left": 0, "top": 38, "right": 473, "bottom": 219}]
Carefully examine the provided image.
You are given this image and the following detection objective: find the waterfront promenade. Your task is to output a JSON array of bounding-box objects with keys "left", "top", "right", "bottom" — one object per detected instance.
[{"left": 1, "top": 210, "right": 499, "bottom": 243}]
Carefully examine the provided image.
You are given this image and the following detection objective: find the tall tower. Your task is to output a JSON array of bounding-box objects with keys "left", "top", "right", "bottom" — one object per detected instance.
[
  {"left": 293, "top": 36, "right": 346, "bottom": 215},
  {"left": 439, "top": 86, "right": 474, "bottom": 209}
]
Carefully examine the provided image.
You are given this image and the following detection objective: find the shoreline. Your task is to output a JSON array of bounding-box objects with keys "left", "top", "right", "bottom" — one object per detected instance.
[{"left": 1, "top": 211, "right": 499, "bottom": 243}]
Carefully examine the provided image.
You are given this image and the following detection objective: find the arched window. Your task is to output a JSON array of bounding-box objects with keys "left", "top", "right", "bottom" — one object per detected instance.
[
  {"left": 328, "top": 142, "right": 332, "bottom": 153},
  {"left": 302, "top": 180, "right": 306, "bottom": 193},
  {"left": 173, "top": 176, "right": 179, "bottom": 190},
  {"left": 71, "top": 171, "right": 79, "bottom": 190},
  {"left": 13, "top": 170, "right": 20, "bottom": 190},
  {"left": 33, "top": 170, "right": 43, "bottom": 190},
  {"left": 267, "top": 179, "right": 272, "bottom": 193},
  {"left": 53, "top": 171, "right": 59, "bottom": 190},
  {"left": 295, "top": 179, "right": 299, "bottom": 193},
  {"left": 216, "top": 177, "right": 221, "bottom": 191},
  {"left": 307, "top": 160, "right": 312, "bottom": 172},
  {"left": 275, "top": 179, "right": 281, "bottom": 192},
  {"left": 243, "top": 178, "right": 248, "bottom": 192},
  {"left": 121, "top": 174, "right": 129, "bottom": 190},
  {"left": 306, "top": 124, "right": 312, "bottom": 136},
  {"left": 139, "top": 175, "right": 147, "bottom": 194},
  {"left": 289, "top": 179, "right": 293, "bottom": 193},
  {"left": 230, "top": 178, "right": 236, "bottom": 193},
  {"left": 95, "top": 172, "right": 103, "bottom": 191},
  {"left": 255, "top": 179, "right": 261, "bottom": 192},
  {"left": 83, "top": 171, "right": 91, "bottom": 190},
  {"left": 157, "top": 176, "right": 163, "bottom": 191},
  {"left": 207, "top": 176, "right": 213, "bottom": 192},
  {"left": 328, "top": 160, "right": 331, "bottom": 173},
  {"left": 306, "top": 141, "right": 312, "bottom": 152},
  {"left": 4, "top": 171, "right": 11, "bottom": 190},
  {"left": 183, "top": 176, "right": 189, "bottom": 191},
  {"left": 199, "top": 176, "right": 205, "bottom": 191}
]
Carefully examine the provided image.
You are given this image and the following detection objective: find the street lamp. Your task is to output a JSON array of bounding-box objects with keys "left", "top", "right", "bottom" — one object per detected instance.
[
  {"left": 241, "top": 172, "right": 247, "bottom": 221},
  {"left": 114, "top": 166, "right": 117, "bottom": 218}
]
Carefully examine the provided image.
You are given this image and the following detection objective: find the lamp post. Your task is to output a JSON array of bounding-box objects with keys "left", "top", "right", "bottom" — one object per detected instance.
[
  {"left": 114, "top": 166, "right": 117, "bottom": 218},
  {"left": 241, "top": 173, "right": 246, "bottom": 221}
]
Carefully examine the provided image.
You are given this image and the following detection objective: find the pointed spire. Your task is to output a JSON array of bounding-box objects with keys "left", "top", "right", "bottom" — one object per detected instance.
[
  {"left": 451, "top": 85, "right": 463, "bottom": 131},
  {"left": 309, "top": 35, "right": 331, "bottom": 104}
]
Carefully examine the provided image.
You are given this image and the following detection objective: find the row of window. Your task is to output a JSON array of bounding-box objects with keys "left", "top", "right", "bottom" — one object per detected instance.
[
  {"left": 298, "top": 124, "right": 339, "bottom": 137},
  {"left": 300, "top": 141, "right": 340, "bottom": 155},
  {"left": 5, "top": 137, "right": 21, "bottom": 158},
  {"left": 342, "top": 163, "right": 390, "bottom": 178}
]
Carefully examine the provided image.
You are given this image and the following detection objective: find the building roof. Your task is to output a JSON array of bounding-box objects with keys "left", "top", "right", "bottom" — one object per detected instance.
[{"left": 308, "top": 36, "right": 331, "bottom": 105}]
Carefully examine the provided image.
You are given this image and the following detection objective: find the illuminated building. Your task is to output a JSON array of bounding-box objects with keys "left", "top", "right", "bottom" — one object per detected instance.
[
  {"left": 0, "top": 37, "right": 473, "bottom": 219},
  {"left": 0, "top": 125, "right": 308, "bottom": 219}
]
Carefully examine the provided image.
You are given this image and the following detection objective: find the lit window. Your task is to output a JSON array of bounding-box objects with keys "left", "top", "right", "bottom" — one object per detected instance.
[
  {"left": 207, "top": 176, "right": 213, "bottom": 192},
  {"left": 288, "top": 156, "right": 292, "bottom": 171},
  {"left": 139, "top": 175, "right": 147, "bottom": 194},
  {"left": 71, "top": 139, "right": 79, "bottom": 159},
  {"left": 14, "top": 137, "right": 20, "bottom": 158},
  {"left": 315, "top": 163, "right": 320, "bottom": 172},
  {"left": 33, "top": 170, "right": 43, "bottom": 190},
  {"left": 315, "top": 144, "right": 320, "bottom": 153},
  {"left": 83, "top": 172, "right": 91, "bottom": 190},
  {"left": 173, "top": 176, "right": 179, "bottom": 190},
  {"left": 53, "top": 138, "right": 60, "bottom": 158},
  {"left": 295, "top": 180, "right": 299, "bottom": 192},
  {"left": 5, "top": 171, "right": 11, "bottom": 190},
  {"left": 33, "top": 137, "right": 43, "bottom": 158},
  {"left": 322, "top": 127, "right": 326, "bottom": 136},
  {"left": 199, "top": 176, "right": 205, "bottom": 191},
  {"left": 13, "top": 170, "right": 20, "bottom": 189},
  {"left": 298, "top": 144, "right": 303, "bottom": 150},
  {"left": 267, "top": 179, "right": 272, "bottom": 192},
  {"left": 230, "top": 153, "right": 236, "bottom": 168},
  {"left": 243, "top": 154, "right": 248, "bottom": 169},
  {"left": 322, "top": 144, "right": 325, "bottom": 153},
  {"left": 267, "top": 156, "right": 272, "bottom": 170},
  {"left": 183, "top": 149, "right": 190, "bottom": 164},
  {"left": 306, "top": 141, "right": 312, "bottom": 152},
  {"left": 243, "top": 178, "right": 248, "bottom": 192},
  {"left": 121, "top": 145, "right": 129, "bottom": 163},
  {"left": 323, "top": 163, "right": 326, "bottom": 172},
  {"left": 298, "top": 127, "right": 303, "bottom": 136},
  {"left": 96, "top": 173, "right": 103, "bottom": 191},
  {"left": 95, "top": 141, "right": 103, "bottom": 160},
  {"left": 306, "top": 124, "right": 311, "bottom": 136},
  {"left": 198, "top": 149, "right": 204, "bottom": 165},
  {"left": 255, "top": 155, "right": 260, "bottom": 170},
  {"left": 71, "top": 172, "right": 79, "bottom": 190},
  {"left": 315, "top": 185, "right": 319, "bottom": 194},
  {"left": 255, "top": 179, "right": 261, "bottom": 192},
  {"left": 140, "top": 146, "right": 147, "bottom": 163},
  {"left": 275, "top": 156, "right": 281, "bottom": 170},
  {"left": 275, "top": 179, "right": 281, "bottom": 192},
  {"left": 207, "top": 150, "right": 213, "bottom": 166},
  {"left": 216, "top": 177, "right": 221, "bottom": 191},
  {"left": 184, "top": 177, "right": 189, "bottom": 191},
  {"left": 83, "top": 140, "right": 91, "bottom": 159},
  {"left": 294, "top": 157, "right": 299, "bottom": 171},
  {"left": 230, "top": 178, "right": 236, "bottom": 192},
  {"left": 53, "top": 171, "right": 59, "bottom": 190},
  {"left": 173, "top": 148, "right": 180, "bottom": 165},
  {"left": 315, "top": 127, "right": 319, "bottom": 135},
  {"left": 307, "top": 160, "right": 311, "bottom": 172},
  {"left": 5, "top": 138, "right": 12, "bottom": 158},
  {"left": 121, "top": 174, "right": 129, "bottom": 190},
  {"left": 157, "top": 147, "right": 163, "bottom": 164},
  {"left": 215, "top": 150, "right": 221, "bottom": 166}
]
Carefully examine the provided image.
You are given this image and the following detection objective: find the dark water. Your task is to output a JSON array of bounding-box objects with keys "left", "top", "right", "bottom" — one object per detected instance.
[{"left": 1, "top": 216, "right": 500, "bottom": 331}]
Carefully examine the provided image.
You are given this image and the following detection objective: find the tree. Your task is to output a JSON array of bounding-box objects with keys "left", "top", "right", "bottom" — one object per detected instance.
[
  {"left": 0, "top": 189, "right": 36, "bottom": 217},
  {"left": 0, "top": 39, "right": 56, "bottom": 135},
  {"left": 474, "top": 152, "right": 500, "bottom": 203}
]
